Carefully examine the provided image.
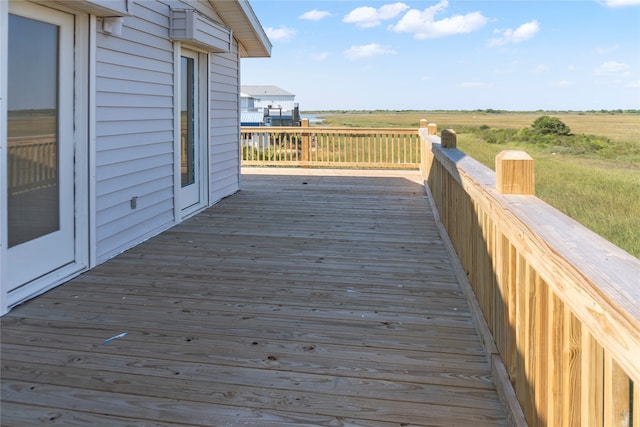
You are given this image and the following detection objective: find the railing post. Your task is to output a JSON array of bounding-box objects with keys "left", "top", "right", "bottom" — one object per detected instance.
[
  {"left": 496, "top": 150, "right": 535, "bottom": 195},
  {"left": 441, "top": 129, "right": 456, "bottom": 148},
  {"left": 420, "top": 119, "right": 438, "bottom": 136},
  {"left": 301, "top": 118, "right": 310, "bottom": 165}
]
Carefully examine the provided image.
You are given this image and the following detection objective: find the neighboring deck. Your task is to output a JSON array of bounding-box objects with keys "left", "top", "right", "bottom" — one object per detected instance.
[{"left": 1, "top": 169, "right": 509, "bottom": 426}]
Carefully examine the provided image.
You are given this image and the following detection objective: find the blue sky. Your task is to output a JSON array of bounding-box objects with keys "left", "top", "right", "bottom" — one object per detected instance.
[{"left": 241, "top": 0, "right": 640, "bottom": 111}]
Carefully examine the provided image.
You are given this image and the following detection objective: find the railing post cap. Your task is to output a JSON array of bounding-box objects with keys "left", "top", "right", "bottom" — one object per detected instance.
[
  {"left": 441, "top": 129, "right": 457, "bottom": 148},
  {"left": 496, "top": 150, "right": 533, "bottom": 161},
  {"left": 420, "top": 119, "right": 429, "bottom": 128},
  {"left": 496, "top": 150, "right": 535, "bottom": 195}
]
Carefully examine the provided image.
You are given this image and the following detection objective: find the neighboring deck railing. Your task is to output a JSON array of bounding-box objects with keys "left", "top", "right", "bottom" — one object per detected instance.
[
  {"left": 419, "top": 124, "right": 640, "bottom": 427},
  {"left": 7, "top": 134, "right": 57, "bottom": 195},
  {"left": 241, "top": 119, "right": 421, "bottom": 169}
]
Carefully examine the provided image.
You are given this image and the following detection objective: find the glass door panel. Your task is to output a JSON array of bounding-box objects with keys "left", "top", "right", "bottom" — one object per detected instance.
[
  {"left": 6, "top": 2, "right": 76, "bottom": 295},
  {"left": 7, "top": 14, "right": 60, "bottom": 247},
  {"left": 181, "top": 56, "right": 195, "bottom": 188},
  {"left": 179, "top": 49, "right": 205, "bottom": 214}
]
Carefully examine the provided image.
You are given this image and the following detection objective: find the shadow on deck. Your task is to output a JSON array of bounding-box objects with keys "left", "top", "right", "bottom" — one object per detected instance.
[{"left": 1, "top": 168, "right": 510, "bottom": 426}]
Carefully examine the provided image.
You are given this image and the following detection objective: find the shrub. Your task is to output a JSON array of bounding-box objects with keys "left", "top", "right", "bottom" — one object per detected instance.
[
  {"left": 464, "top": 120, "right": 620, "bottom": 157},
  {"left": 532, "top": 116, "right": 571, "bottom": 136}
]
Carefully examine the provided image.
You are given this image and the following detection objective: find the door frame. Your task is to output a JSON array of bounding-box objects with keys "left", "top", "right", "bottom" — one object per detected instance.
[
  {"left": 174, "top": 44, "right": 210, "bottom": 220},
  {"left": 0, "top": 1, "right": 91, "bottom": 314}
]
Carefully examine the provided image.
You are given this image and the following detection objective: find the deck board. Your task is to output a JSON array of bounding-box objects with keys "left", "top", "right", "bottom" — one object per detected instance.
[{"left": 1, "top": 168, "right": 509, "bottom": 426}]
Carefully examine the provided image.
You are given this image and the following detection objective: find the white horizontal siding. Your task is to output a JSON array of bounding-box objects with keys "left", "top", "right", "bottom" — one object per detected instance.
[
  {"left": 98, "top": 62, "right": 171, "bottom": 85},
  {"left": 209, "top": 42, "right": 241, "bottom": 204},
  {"left": 97, "top": 92, "right": 173, "bottom": 108},
  {"left": 95, "top": 0, "right": 175, "bottom": 263},
  {"left": 96, "top": 143, "right": 173, "bottom": 169},
  {"left": 96, "top": 119, "right": 173, "bottom": 138},
  {"left": 97, "top": 198, "right": 174, "bottom": 261},
  {"left": 96, "top": 78, "right": 173, "bottom": 97},
  {"left": 97, "top": 48, "right": 173, "bottom": 74},
  {"left": 97, "top": 107, "right": 170, "bottom": 122},
  {"left": 94, "top": 131, "right": 172, "bottom": 149},
  {"left": 97, "top": 176, "right": 170, "bottom": 211},
  {"left": 98, "top": 167, "right": 173, "bottom": 204},
  {"left": 94, "top": 0, "right": 243, "bottom": 263}
]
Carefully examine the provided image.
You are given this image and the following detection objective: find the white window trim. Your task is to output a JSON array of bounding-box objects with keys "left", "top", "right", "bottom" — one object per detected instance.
[
  {"left": 0, "top": 0, "right": 8, "bottom": 315},
  {"left": 88, "top": 14, "right": 97, "bottom": 269},
  {"left": 173, "top": 43, "right": 210, "bottom": 222}
]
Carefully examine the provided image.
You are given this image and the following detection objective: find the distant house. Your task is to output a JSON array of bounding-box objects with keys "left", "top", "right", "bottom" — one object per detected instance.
[
  {"left": 240, "top": 92, "right": 257, "bottom": 110},
  {"left": 241, "top": 85, "right": 296, "bottom": 110},
  {"left": 0, "top": 0, "right": 271, "bottom": 315},
  {"left": 240, "top": 86, "right": 300, "bottom": 126},
  {"left": 240, "top": 93, "right": 267, "bottom": 126}
]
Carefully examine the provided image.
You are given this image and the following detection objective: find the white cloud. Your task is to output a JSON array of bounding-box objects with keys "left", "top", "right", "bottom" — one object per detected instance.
[
  {"left": 457, "top": 81, "right": 493, "bottom": 88},
  {"left": 343, "top": 43, "right": 396, "bottom": 60},
  {"left": 300, "top": 10, "right": 332, "bottom": 21},
  {"left": 343, "top": 2, "right": 409, "bottom": 29},
  {"left": 604, "top": 0, "right": 640, "bottom": 7},
  {"left": 487, "top": 20, "right": 540, "bottom": 47},
  {"left": 265, "top": 25, "right": 296, "bottom": 43},
  {"left": 594, "top": 61, "right": 631, "bottom": 76},
  {"left": 311, "top": 52, "right": 329, "bottom": 61},
  {"left": 628, "top": 80, "right": 640, "bottom": 88},
  {"left": 391, "top": 0, "right": 487, "bottom": 39}
]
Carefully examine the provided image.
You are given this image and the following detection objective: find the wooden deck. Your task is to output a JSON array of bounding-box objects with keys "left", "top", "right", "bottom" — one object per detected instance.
[{"left": 1, "top": 168, "right": 510, "bottom": 426}]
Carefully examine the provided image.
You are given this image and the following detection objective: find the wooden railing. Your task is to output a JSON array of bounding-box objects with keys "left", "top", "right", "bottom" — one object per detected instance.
[
  {"left": 241, "top": 119, "right": 420, "bottom": 169},
  {"left": 419, "top": 124, "right": 640, "bottom": 426},
  {"left": 7, "top": 135, "right": 57, "bottom": 195}
]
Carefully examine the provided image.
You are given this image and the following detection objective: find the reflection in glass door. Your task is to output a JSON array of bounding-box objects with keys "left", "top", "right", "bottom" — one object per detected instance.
[
  {"left": 8, "top": 14, "right": 60, "bottom": 247},
  {"left": 6, "top": 3, "right": 76, "bottom": 293},
  {"left": 181, "top": 55, "right": 195, "bottom": 189}
]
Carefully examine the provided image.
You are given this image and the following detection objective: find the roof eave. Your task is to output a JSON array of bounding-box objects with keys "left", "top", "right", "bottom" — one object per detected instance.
[{"left": 208, "top": 0, "right": 272, "bottom": 58}]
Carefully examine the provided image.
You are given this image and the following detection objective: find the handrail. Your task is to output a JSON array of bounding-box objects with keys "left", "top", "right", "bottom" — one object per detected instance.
[
  {"left": 241, "top": 123, "right": 420, "bottom": 169},
  {"left": 420, "top": 128, "right": 640, "bottom": 426},
  {"left": 7, "top": 134, "right": 57, "bottom": 195}
]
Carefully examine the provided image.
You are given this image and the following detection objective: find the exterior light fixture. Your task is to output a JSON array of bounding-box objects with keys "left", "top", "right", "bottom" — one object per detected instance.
[{"left": 103, "top": 17, "right": 124, "bottom": 36}]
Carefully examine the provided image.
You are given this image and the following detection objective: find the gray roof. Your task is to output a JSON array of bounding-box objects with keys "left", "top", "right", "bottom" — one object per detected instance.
[{"left": 241, "top": 85, "right": 294, "bottom": 97}]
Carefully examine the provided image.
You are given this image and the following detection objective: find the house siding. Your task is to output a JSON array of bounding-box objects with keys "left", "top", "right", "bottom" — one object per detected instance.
[
  {"left": 94, "top": 0, "right": 243, "bottom": 263},
  {"left": 255, "top": 96, "right": 296, "bottom": 110},
  {"left": 94, "top": 0, "right": 176, "bottom": 263},
  {"left": 0, "top": 0, "right": 269, "bottom": 315},
  {"left": 210, "top": 42, "right": 241, "bottom": 203}
]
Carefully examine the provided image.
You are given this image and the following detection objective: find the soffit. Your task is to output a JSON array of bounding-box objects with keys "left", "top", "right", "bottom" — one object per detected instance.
[{"left": 207, "top": 0, "right": 271, "bottom": 58}]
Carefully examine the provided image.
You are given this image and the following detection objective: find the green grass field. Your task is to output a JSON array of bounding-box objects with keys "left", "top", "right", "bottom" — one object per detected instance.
[
  {"left": 315, "top": 111, "right": 640, "bottom": 258},
  {"left": 315, "top": 110, "right": 638, "bottom": 144}
]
